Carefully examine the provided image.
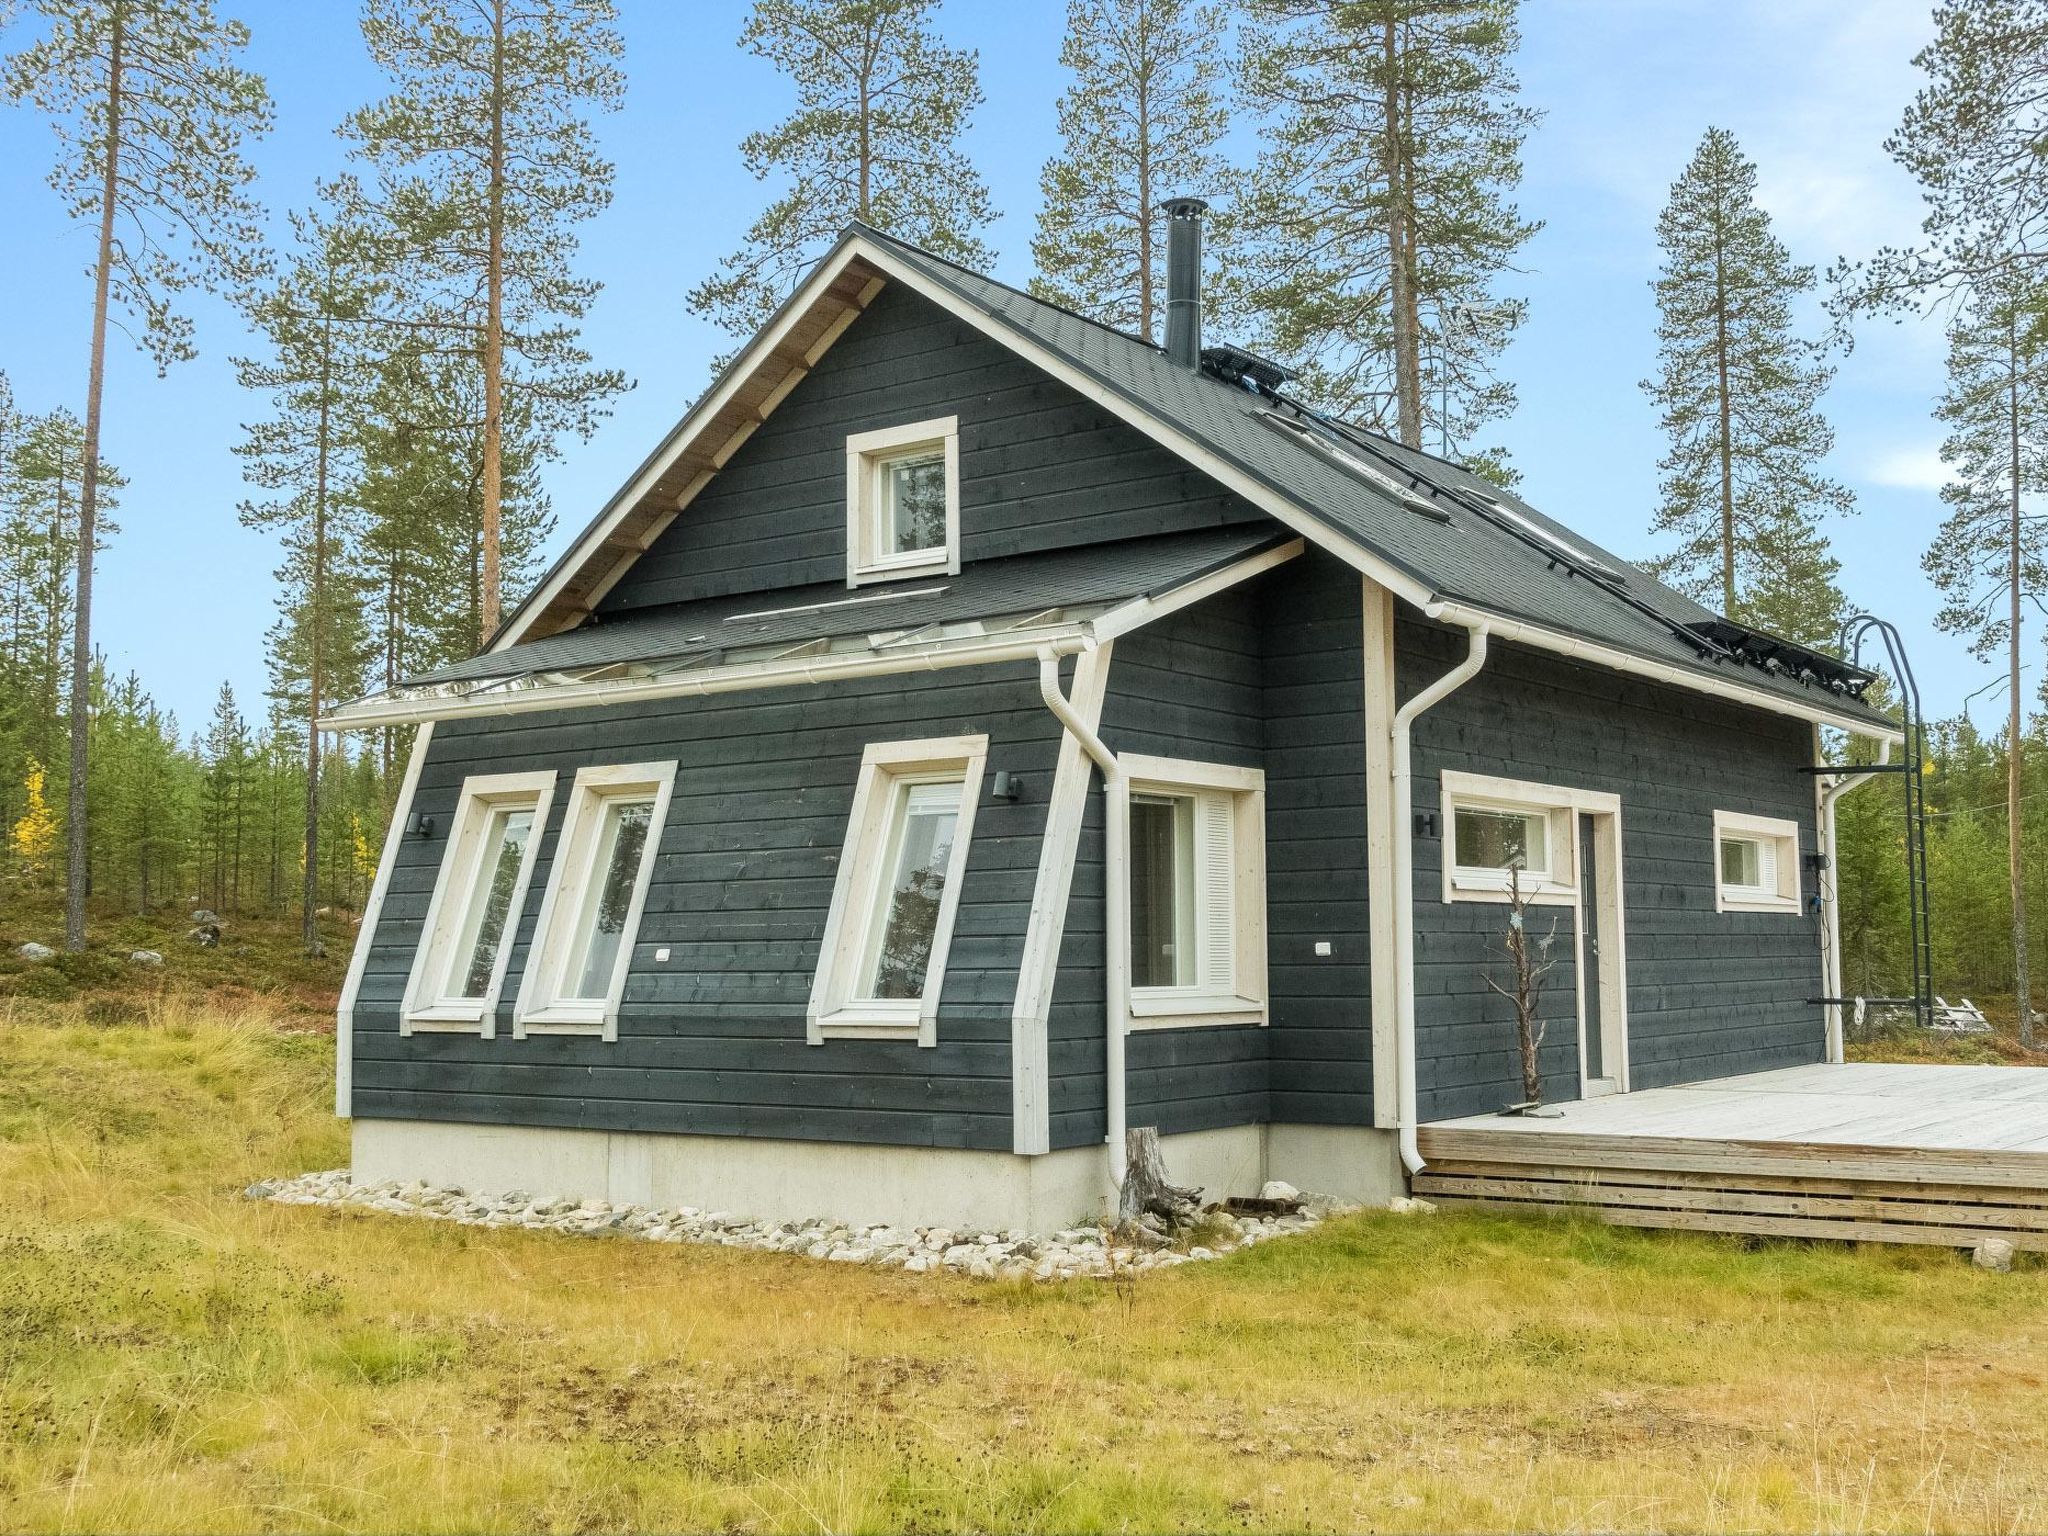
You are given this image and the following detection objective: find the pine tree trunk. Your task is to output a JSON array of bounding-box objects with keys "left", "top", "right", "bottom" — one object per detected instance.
[
  {"left": 67, "top": 12, "right": 123, "bottom": 952},
  {"left": 304, "top": 311, "right": 332, "bottom": 955},
  {"left": 478, "top": 0, "right": 508, "bottom": 642},
  {"left": 1382, "top": 16, "right": 1423, "bottom": 449},
  {"left": 2010, "top": 313, "right": 2034, "bottom": 1048},
  {"left": 1712, "top": 196, "right": 1737, "bottom": 618}
]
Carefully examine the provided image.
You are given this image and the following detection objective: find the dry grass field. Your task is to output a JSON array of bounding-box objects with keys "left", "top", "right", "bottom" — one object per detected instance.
[{"left": 4, "top": 995, "right": 2048, "bottom": 1533}]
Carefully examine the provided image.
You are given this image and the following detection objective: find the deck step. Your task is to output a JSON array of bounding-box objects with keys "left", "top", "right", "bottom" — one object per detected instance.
[{"left": 1414, "top": 1156, "right": 2048, "bottom": 1249}]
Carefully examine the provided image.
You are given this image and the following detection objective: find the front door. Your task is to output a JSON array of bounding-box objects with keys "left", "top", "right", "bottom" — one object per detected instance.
[{"left": 1577, "top": 810, "right": 1627, "bottom": 1095}]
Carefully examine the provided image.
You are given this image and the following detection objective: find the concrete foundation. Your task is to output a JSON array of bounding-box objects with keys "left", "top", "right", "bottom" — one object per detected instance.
[{"left": 350, "top": 1118, "right": 1403, "bottom": 1231}]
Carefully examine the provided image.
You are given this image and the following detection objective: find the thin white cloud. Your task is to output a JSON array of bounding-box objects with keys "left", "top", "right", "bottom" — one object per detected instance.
[{"left": 1864, "top": 445, "right": 1950, "bottom": 492}]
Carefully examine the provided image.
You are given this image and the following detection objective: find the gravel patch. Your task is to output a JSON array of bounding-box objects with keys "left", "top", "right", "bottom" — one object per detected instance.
[{"left": 245, "top": 1169, "right": 1353, "bottom": 1280}]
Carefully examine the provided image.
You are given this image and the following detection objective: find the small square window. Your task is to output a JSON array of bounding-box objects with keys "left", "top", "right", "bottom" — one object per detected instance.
[
  {"left": 809, "top": 736, "right": 988, "bottom": 1045},
  {"left": 847, "top": 417, "right": 959, "bottom": 585},
  {"left": 403, "top": 771, "right": 556, "bottom": 1035},
  {"left": 1439, "top": 773, "right": 1591, "bottom": 904},
  {"left": 1714, "top": 811, "right": 1800, "bottom": 913},
  {"left": 1119, "top": 756, "right": 1267, "bottom": 1030},
  {"left": 514, "top": 762, "right": 676, "bottom": 1038},
  {"left": 1453, "top": 805, "right": 1550, "bottom": 881}
]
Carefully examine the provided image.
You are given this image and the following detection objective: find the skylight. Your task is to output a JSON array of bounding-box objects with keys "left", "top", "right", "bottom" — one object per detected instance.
[
  {"left": 1467, "top": 491, "right": 1625, "bottom": 582},
  {"left": 1257, "top": 412, "right": 1450, "bottom": 522}
]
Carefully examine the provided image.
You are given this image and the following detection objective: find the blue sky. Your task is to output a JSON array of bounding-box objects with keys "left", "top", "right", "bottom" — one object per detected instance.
[{"left": 0, "top": 0, "right": 1982, "bottom": 735}]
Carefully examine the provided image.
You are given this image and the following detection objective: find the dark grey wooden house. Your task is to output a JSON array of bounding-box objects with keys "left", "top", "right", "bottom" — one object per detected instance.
[{"left": 328, "top": 205, "right": 1902, "bottom": 1232}]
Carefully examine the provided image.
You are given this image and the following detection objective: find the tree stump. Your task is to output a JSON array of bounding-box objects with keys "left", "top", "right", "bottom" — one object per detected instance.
[{"left": 1117, "top": 1125, "right": 1202, "bottom": 1231}]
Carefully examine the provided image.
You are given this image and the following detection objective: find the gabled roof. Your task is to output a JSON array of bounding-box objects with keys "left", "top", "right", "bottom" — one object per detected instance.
[{"left": 481, "top": 222, "right": 1897, "bottom": 740}]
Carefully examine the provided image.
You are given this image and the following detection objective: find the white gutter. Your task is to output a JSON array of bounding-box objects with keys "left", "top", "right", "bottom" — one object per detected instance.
[
  {"left": 1817, "top": 737, "right": 1893, "bottom": 1062},
  {"left": 1425, "top": 599, "right": 1903, "bottom": 745},
  {"left": 1038, "top": 642, "right": 1130, "bottom": 1200},
  {"left": 322, "top": 630, "right": 1092, "bottom": 731},
  {"left": 1391, "top": 618, "right": 1491, "bottom": 1176}
]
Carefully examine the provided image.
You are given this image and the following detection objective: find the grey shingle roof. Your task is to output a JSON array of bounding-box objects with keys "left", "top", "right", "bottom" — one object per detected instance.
[
  {"left": 407, "top": 524, "right": 1288, "bottom": 688},
  {"left": 855, "top": 226, "right": 1892, "bottom": 732}
]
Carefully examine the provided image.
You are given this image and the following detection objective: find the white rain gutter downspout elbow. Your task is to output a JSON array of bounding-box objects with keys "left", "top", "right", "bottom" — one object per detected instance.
[
  {"left": 1038, "top": 642, "right": 1131, "bottom": 1198},
  {"left": 1392, "top": 615, "right": 1491, "bottom": 1176},
  {"left": 1818, "top": 737, "right": 1893, "bottom": 1062}
]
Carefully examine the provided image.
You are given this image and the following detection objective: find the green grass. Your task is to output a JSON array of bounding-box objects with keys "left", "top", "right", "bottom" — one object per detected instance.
[{"left": 4, "top": 997, "right": 2048, "bottom": 1532}]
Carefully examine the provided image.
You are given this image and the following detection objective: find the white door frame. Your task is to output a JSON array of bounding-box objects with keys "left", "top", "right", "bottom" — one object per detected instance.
[{"left": 1573, "top": 807, "right": 1631, "bottom": 1095}]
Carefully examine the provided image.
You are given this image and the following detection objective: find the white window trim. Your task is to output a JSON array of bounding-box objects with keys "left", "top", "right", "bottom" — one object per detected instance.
[
  {"left": 512, "top": 761, "right": 676, "bottom": 1040},
  {"left": 845, "top": 416, "right": 961, "bottom": 587},
  {"left": 1714, "top": 809, "right": 1803, "bottom": 914},
  {"left": 1439, "top": 770, "right": 1618, "bottom": 906},
  {"left": 400, "top": 770, "right": 557, "bottom": 1038},
  {"left": 808, "top": 734, "right": 989, "bottom": 1046},
  {"left": 1115, "top": 753, "right": 1268, "bottom": 1032}
]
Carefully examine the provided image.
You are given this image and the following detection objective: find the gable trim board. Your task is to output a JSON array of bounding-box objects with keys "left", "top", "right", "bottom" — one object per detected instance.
[
  {"left": 336, "top": 720, "right": 435, "bottom": 1118},
  {"left": 484, "top": 227, "right": 1898, "bottom": 746}
]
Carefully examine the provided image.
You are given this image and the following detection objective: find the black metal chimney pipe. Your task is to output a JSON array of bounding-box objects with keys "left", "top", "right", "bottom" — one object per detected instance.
[{"left": 1163, "top": 196, "right": 1208, "bottom": 368}]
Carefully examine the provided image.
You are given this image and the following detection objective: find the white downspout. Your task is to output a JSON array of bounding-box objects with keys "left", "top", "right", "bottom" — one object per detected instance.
[
  {"left": 1039, "top": 643, "right": 1130, "bottom": 1196},
  {"left": 1392, "top": 616, "right": 1491, "bottom": 1176},
  {"left": 1818, "top": 737, "right": 1892, "bottom": 1063}
]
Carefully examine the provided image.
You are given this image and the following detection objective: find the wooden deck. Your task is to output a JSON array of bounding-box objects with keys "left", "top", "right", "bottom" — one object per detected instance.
[{"left": 1414, "top": 1063, "right": 2048, "bottom": 1248}]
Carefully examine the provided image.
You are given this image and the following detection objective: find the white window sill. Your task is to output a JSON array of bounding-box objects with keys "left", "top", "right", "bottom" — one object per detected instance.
[
  {"left": 1718, "top": 891, "right": 1802, "bottom": 914},
  {"left": 850, "top": 551, "right": 951, "bottom": 586},
  {"left": 513, "top": 1003, "right": 613, "bottom": 1039},
  {"left": 403, "top": 1006, "right": 490, "bottom": 1035},
  {"left": 1127, "top": 992, "right": 1267, "bottom": 1031},
  {"left": 1446, "top": 872, "right": 1576, "bottom": 906},
  {"left": 808, "top": 1004, "right": 937, "bottom": 1047}
]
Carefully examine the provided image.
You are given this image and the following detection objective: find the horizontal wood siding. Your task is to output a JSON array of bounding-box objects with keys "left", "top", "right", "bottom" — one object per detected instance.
[
  {"left": 351, "top": 663, "right": 1066, "bottom": 1150},
  {"left": 1404, "top": 615, "right": 1823, "bottom": 1123},
  {"left": 1049, "top": 584, "right": 1271, "bottom": 1149},
  {"left": 599, "top": 283, "right": 1266, "bottom": 614},
  {"left": 1261, "top": 553, "right": 1373, "bottom": 1126}
]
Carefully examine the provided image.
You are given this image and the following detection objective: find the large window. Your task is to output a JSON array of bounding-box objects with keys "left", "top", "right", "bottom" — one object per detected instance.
[
  {"left": 514, "top": 762, "right": 675, "bottom": 1038},
  {"left": 845, "top": 417, "right": 960, "bottom": 585},
  {"left": 1119, "top": 755, "right": 1267, "bottom": 1029},
  {"left": 1713, "top": 810, "right": 1801, "bottom": 913},
  {"left": 809, "top": 736, "right": 988, "bottom": 1045},
  {"left": 402, "top": 771, "right": 556, "bottom": 1035}
]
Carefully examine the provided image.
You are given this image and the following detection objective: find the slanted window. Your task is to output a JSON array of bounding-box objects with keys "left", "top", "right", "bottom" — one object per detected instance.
[
  {"left": 846, "top": 417, "right": 960, "bottom": 585},
  {"left": 1714, "top": 810, "right": 1801, "bottom": 913},
  {"left": 1440, "top": 772, "right": 1586, "bottom": 903},
  {"left": 809, "top": 735, "right": 988, "bottom": 1045},
  {"left": 514, "top": 762, "right": 676, "bottom": 1039},
  {"left": 1118, "top": 755, "right": 1267, "bottom": 1029},
  {"left": 402, "top": 771, "right": 556, "bottom": 1035}
]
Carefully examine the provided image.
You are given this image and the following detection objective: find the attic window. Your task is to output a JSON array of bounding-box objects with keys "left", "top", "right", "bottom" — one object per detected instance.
[{"left": 846, "top": 417, "right": 960, "bottom": 586}]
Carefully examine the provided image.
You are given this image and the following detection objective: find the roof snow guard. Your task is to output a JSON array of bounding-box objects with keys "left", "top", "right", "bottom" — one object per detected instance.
[{"left": 1682, "top": 619, "right": 1878, "bottom": 698}]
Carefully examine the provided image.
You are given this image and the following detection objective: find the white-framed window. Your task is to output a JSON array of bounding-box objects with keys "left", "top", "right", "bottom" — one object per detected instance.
[
  {"left": 401, "top": 770, "right": 557, "bottom": 1036},
  {"left": 1440, "top": 771, "right": 1605, "bottom": 904},
  {"left": 845, "top": 416, "right": 960, "bottom": 586},
  {"left": 809, "top": 735, "right": 988, "bottom": 1046},
  {"left": 513, "top": 762, "right": 676, "bottom": 1039},
  {"left": 1117, "top": 755, "right": 1267, "bottom": 1030},
  {"left": 1713, "top": 810, "right": 1802, "bottom": 913}
]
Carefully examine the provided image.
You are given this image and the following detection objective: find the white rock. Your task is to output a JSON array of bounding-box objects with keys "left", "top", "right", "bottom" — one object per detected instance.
[
  {"left": 1389, "top": 1195, "right": 1436, "bottom": 1215},
  {"left": 16, "top": 942, "right": 54, "bottom": 961},
  {"left": 1973, "top": 1236, "right": 2016, "bottom": 1272},
  {"left": 128, "top": 949, "right": 164, "bottom": 966},
  {"left": 1260, "top": 1180, "right": 1301, "bottom": 1203}
]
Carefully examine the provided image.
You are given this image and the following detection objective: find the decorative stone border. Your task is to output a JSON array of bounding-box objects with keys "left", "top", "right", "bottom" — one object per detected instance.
[{"left": 245, "top": 1170, "right": 1359, "bottom": 1280}]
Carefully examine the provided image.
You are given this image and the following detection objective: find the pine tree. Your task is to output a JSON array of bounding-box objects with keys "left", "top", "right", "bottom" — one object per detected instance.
[
  {"left": 690, "top": 0, "right": 998, "bottom": 341},
  {"left": 1030, "top": 0, "right": 1232, "bottom": 343},
  {"left": 340, "top": 0, "right": 629, "bottom": 639},
  {"left": 1927, "top": 271, "right": 2048, "bottom": 1043},
  {"left": 236, "top": 211, "right": 376, "bottom": 954},
  {"left": 2, "top": 0, "right": 271, "bottom": 949},
  {"left": 1642, "top": 127, "right": 1853, "bottom": 646},
  {"left": 1831, "top": 1, "right": 2048, "bottom": 1043},
  {"left": 1228, "top": 0, "right": 1539, "bottom": 461}
]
